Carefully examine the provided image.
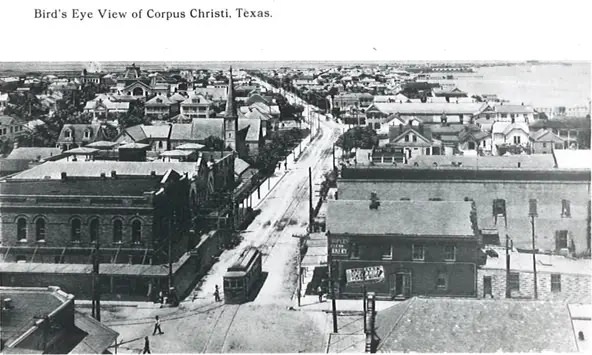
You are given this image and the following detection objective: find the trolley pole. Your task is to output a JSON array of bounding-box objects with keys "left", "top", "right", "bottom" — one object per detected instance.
[
  {"left": 92, "top": 239, "right": 101, "bottom": 321},
  {"left": 362, "top": 272, "right": 367, "bottom": 333}
]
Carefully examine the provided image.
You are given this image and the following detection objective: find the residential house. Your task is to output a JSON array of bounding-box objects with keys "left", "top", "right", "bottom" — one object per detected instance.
[
  {"left": 458, "top": 125, "right": 492, "bottom": 155},
  {"left": 332, "top": 93, "right": 374, "bottom": 110},
  {"left": 83, "top": 95, "right": 130, "bottom": 119},
  {"left": 530, "top": 117, "right": 590, "bottom": 149},
  {"left": 326, "top": 200, "right": 482, "bottom": 299},
  {"left": 373, "top": 93, "right": 409, "bottom": 104},
  {"left": 530, "top": 128, "right": 565, "bottom": 154},
  {"left": 491, "top": 121, "right": 530, "bottom": 155},
  {"left": 432, "top": 87, "right": 468, "bottom": 100},
  {"left": 365, "top": 102, "right": 488, "bottom": 125},
  {"left": 180, "top": 93, "right": 214, "bottom": 119},
  {"left": 381, "top": 124, "right": 438, "bottom": 163},
  {"left": 479, "top": 103, "right": 535, "bottom": 125},
  {"left": 115, "top": 124, "right": 171, "bottom": 153},
  {"left": 0, "top": 286, "right": 118, "bottom": 354},
  {"left": 56, "top": 123, "right": 105, "bottom": 151},
  {"left": 0, "top": 115, "right": 26, "bottom": 142},
  {"left": 145, "top": 94, "right": 179, "bottom": 119}
]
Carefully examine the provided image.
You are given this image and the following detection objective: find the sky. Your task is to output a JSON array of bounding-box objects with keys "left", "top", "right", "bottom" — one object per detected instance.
[{"left": 0, "top": 0, "right": 590, "bottom": 62}]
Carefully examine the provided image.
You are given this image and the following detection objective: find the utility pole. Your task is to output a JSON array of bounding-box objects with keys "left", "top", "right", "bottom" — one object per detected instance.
[
  {"left": 505, "top": 233, "right": 511, "bottom": 299},
  {"left": 362, "top": 272, "right": 367, "bottom": 333},
  {"left": 91, "top": 239, "right": 101, "bottom": 321},
  {"left": 168, "top": 213, "right": 174, "bottom": 291},
  {"left": 332, "top": 144, "right": 336, "bottom": 171},
  {"left": 529, "top": 199, "right": 539, "bottom": 299},
  {"left": 297, "top": 235, "right": 302, "bottom": 307},
  {"left": 308, "top": 167, "right": 313, "bottom": 231},
  {"left": 327, "top": 232, "right": 338, "bottom": 333}
]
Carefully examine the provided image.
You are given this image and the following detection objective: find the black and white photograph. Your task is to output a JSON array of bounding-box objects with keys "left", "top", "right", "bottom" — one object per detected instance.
[{"left": 0, "top": 0, "right": 591, "bottom": 353}]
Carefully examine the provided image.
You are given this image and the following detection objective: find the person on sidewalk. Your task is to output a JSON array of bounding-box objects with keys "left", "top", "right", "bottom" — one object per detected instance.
[
  {"left": 214, "top": 285, "right": 221, "bottom": 302},
  {"left": 152, "top": 316, "right": 164, "bottom": 335},
  {"left": 142, "top": 336, "right": 151, "bottom": 354},
  {"left": 317, "top": 285, "right": 323, "bottom": 303}
]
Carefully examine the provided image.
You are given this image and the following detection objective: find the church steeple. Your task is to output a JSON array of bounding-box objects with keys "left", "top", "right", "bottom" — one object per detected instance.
[{"left": 224, "top": 66, "right": 239, "bottom": 151}]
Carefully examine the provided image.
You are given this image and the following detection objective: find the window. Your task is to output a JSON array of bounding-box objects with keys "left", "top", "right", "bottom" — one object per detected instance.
[
  {"left": 513, "top": 135, "right": 521, "bottom": 144},
  {"left": 529, "top": 199, "right": 538, "bottom": 217},
  {"left": 542, "top": 143, "right": 547, "bottom": 148},
  {"left": 71, "top": 218, "right": 81, "bottom": 242},
  {"left": 412, "top": 244, "right": 424, "bottom": 261},
  {"left": 551, "top": 274, "right": 561, "bottom": 292},
  {"left": 350, "top": 242, "right": 360, "bottom": 259},
  {"left": 468, "top": 141, "right": 476, "bottom": 150},
  {"left": 444, "top": 245, "right": 456, "bottom": 261},
  {"left": 429, "top": 197, "right": 443, "bottom": 201},
  {"left": 509, "top": 272, "right": 520, "bottom": 291},
  {"left": 84, "top": 130, "right": 91, "bottom": 139},
  {"left": 561, "top": 199, "right": 571, "bottom": 218},
  {"left": 35, "top": 218, "right": 46, "bottom": 241},
  {"left": 404, "top": 134, "right": 410, "bottom": 142},
  {"left": 493, "top": 199, "right": 506, "bottom": 216},
  {"left": 90, "top": 218, "right": 99, "bottom": 243},
  {"left": 412, "top": 135, "right": 417, "bottom": 142},
  {"left": 17, "top": 218, "right": 27, "bottom": 241},
  {"left": 113, "top": 220, "right": 123, "bottom": 244},
  {"left": 400, "top": 197, "right": 410, "bottom": 201},
  {"left": 382, "top": 245, "right": 393, "bottom": 260},
  {"left": 436, "top": 272, "right": 448, "bottom": 290},
  {"left": 64, "top": 130, "right": 71, "bottom": 138},
  {"left": 556, "top": 230, "right": 568, "bottom": 250},
  {"left": 158, "top": 141, "right": 164, "bottom": 149},
  {"left": 132, "top": 220, "right": 142, "bottom": 244}
]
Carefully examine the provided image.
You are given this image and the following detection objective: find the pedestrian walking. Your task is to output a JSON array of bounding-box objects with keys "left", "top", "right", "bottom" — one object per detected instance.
[
  {"left": 152, "top": 316, "right": 164, "bottom": 335},
  {"left": 142, "top": 336, "right": 151, "bottom": 354},
  {"left": 214, "top": 285, "right": 221, "bottom": 302},
  {"left": 317, "top": 285, "right": 323, "bottom": 303}
]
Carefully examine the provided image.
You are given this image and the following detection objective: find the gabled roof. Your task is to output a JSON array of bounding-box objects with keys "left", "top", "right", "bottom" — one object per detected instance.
[
  {"left": 0, "top": 115, "right": 19, "bottom": 126},
  {"left": 5, "top": 147, "right": 62, "bottom": 161},
  {"left": 169, "top": 92, "right": 188, "bottom": 103},
  {"left": 389, "top": 127, "right": 432, "bottom": 147},
  {"left": 169, "top": 123, "right": 194, "bottom": 141},
  {"left": 57, "top": 123, "right": 103, "bottom": 143},
  {"left": 122, "top": 80, "right": 151, "bottom": 91},
  {"left": 368, "top": 102, "right": 488, "bottom": 116},
  {"left": 327, "top": 200, "right": 475, "bottom": 237},
  {"left": 238, "top": 118, "right": 262, "bottom": 142},
  {"left": 530, "top": 128, "right": 564, "bottom": 143},
  {"left": 145, "top": 94, "right": 173, "bottom": 106},
  {"left": 376, "top": 298, "right": 578, "bottom": 353},
  {"left": 191, "top": 118, "right": 225, "bottom": 141},
  {"left": 181, "top": 93, "right": 212, "bottom": 106},
  {"left": 492, "top": 104, "right": 534, "bottom": 114}
]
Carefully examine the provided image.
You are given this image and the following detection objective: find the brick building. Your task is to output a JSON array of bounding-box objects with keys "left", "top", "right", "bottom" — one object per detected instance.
[
  {"left": 338, "top": 164, "right": 591, "bottom": 255},
  {"left": 326, "top": 200, "right": 483, "bottom": 299},
  {"left": 0, "top": 166, "right": 192, "bottom": 265}
]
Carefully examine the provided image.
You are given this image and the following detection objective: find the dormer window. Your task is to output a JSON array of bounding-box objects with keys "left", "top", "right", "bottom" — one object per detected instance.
[{"left": 84, "top": 129, "right": 91, "bottom": 139}]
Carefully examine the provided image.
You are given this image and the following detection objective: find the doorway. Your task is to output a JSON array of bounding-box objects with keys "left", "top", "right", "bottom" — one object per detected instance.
[{"left": 389, "top": 272, "right": 411, "bottom": 299}]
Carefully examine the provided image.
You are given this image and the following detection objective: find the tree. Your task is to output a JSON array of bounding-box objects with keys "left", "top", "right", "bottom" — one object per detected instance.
[{"left": 335, "top": 126, "right": 377, "bottom": 152}]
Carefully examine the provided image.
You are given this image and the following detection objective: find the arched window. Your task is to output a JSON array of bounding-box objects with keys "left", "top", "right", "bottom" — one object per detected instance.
[
  {"left": 17, "top": 218, "right": 27, "bottom": 241},
  {"left": 113, "top": 219, "right": 123, "bottom": 244},
  {"left": 71, "top": 218, "right": 81, "bottom": 242},
  {"left": 133, "top": 87, "right": 144, "bottom": 96},
  {"left": 132, "top": 220, "right": 142, "bottom": 244},
  {"left": 36, "top": 218, "right": 46, "bottom": 241},
  {"left": 89, "top": 218, "right": 99, "bottom": 243}
]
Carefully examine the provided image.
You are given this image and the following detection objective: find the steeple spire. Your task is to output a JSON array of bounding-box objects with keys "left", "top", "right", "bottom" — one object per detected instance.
[
  {"left": 224, "top": 66, "right": 238, "bottom": 120},
  {"left": 223, "top": 67, "right": 239, "bottom": 151}
]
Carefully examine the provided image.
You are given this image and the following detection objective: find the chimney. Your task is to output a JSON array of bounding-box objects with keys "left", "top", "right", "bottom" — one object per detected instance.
[
  {"left": 111, "top": 170, "right": 117, "bottom": 178},
  {"left": 369, "top": 191, "right": 380, "bottom": 210},
  {"left": 150, "top": 170, "right": 156, "bottom": 177},
  {"left": 60, "top": 172, "right": 67, "bottom": 181},
  {"left": 100, "top": 172, "right": 106, "bottom": 179},
  {"left": 2, "top": 298, "right": 14, "bottom": 310}
]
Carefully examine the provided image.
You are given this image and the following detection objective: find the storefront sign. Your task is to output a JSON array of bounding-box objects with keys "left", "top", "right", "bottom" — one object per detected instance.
[
  {"left": 346, "top": 265, "right": 385, "bottom": 284},
  {"left": 330, "top": 237, "right": 349, "bottom": 256}
]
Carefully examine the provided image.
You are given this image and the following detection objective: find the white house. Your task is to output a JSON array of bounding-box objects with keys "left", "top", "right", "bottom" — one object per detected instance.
[{"left": 491, "top": 122, "right": 530, "bottom": 155}]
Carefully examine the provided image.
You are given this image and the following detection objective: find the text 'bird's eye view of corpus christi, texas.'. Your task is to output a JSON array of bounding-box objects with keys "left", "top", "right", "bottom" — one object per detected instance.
[{"left": 0, "top": 60, "right": 590, "bottom": 354}]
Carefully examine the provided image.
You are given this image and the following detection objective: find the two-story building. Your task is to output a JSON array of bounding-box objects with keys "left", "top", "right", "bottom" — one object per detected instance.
[
  {"left": 326, "top": 200, "right": 482, "bottom": 299},
  {"left": 56, "top": 123, "right": 106, "bottom": 151},
  {"left": 144, "top": 94, "right": 179, "bottom": 119},
  {"left": 0, "top": 115, "right": 26, "bottom": 142},
  {"left": 180, "top": 93, "right": 214, "bottom": 119},
  {"left": 365, "top": 102, "right": 489, "bottom": 125}
]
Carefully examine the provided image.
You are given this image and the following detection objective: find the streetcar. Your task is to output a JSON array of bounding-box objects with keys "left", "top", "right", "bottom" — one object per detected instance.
[{"left": 223, "top": 247, "right": 263, "bottom": 304}]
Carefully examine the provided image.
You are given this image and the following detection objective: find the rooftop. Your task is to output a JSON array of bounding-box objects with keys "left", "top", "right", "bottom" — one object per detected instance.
[
  {"left": 376, "top": 297, "right": 578, "bottom": 353},
  {"left": 8, "top": 161, "right": 197, "bottom": 180},
  {"left": 5, "top": 147, "right": 63, "bottom": 161},
  {"left": 326, "top": 200, "right": 475, "bottom": 237},
  {"left": 369, "top": 102, "right": 488, "bottom": 115},
  {"left": 482, "top": 247, "right": 592, "bottom": 276},
  {"left": 408, "top": 154, "right": 557, "bottom": 169}
]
